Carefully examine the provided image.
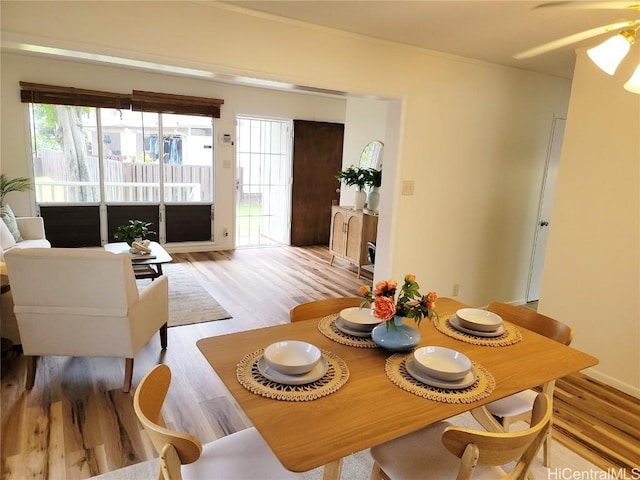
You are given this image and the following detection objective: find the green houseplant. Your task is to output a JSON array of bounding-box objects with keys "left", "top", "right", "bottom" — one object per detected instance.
[
  {"left": 364, "top": 168, "right": 382, "bottom": 189},
  {"left": 336, "top": 166, "right": 368, "bottom": 210},
  {"left": 0, "top": 174, "right": 33, "bottom": 206},
  {"left": 335, "top": 166, "right": 367, "bottom": 191},
  {"left": 114, "top": 220, "right": 156, "bottom": 246}
]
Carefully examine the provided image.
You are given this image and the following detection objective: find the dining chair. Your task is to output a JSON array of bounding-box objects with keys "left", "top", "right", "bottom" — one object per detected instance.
[
  {"left": 289, "top": 297, "right": 365, "bottom": 322},
  {"left": 370, "top": 393, "right": 552, "bottom": 480},
  {"left": 289, "top": 296, "right": 365, "bottom": 480},
  {"left": 133, "top": 364, "right": 303, "bottom": 480},
  {"left": 475, "top": 301, "right": 574, "bottom": 468}
]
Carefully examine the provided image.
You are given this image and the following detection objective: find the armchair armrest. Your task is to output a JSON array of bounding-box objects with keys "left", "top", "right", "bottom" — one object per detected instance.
[{"left": 16, "top": 217, "right": 46, "bottom": 240}]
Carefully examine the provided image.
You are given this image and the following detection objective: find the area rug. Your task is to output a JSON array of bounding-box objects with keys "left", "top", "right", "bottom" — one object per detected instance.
[{"left": 140, "top": 262, "right": 231, "bottom": 327}]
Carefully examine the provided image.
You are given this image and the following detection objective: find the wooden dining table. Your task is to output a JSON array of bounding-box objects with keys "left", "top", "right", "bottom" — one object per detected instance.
[{"left": 196, "top": 297, "right": 598, "bottom": 478}]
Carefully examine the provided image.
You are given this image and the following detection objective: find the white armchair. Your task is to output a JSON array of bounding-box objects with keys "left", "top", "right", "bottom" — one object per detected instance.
[{"left": 4, "top": 247, "right": 168, "bottom": 392}]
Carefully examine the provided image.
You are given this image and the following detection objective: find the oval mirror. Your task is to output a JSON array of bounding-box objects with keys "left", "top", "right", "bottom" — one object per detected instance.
[{"left": 359, "top": 140, "right": 384, "bottom": 170}]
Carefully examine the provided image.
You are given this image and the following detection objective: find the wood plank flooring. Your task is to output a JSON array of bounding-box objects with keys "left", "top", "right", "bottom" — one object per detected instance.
[{"left": 1, "top": 246, "right": 638, "bottom": 479}]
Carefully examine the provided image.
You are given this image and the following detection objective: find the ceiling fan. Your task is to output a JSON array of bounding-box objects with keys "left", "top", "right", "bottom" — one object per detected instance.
[
  {"left": 514, "top": 1, "right": 640, "bottom": 59},
  {"left": 514, "top": 1, "right": 640, "bottom": 93}
]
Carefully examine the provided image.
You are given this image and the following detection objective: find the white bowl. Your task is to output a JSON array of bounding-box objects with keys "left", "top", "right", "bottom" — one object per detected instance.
[
  {"left": 456, "top": 308, "right": 503, "bottom": 332},
  {"left": 263, "top": 341, "right": 321, "bottom": 375},
  {"left": 339, "top": 307, "right": 381, "bottom": 331},
  {"left": 413, "top": 346, "right": 472, "bottom": 381}
]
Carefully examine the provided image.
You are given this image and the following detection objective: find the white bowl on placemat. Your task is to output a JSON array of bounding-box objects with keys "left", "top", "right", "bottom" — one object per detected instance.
[
  {"left": 456, "top": 308, "right": 503, "bottom": 332},
  {"left": 339, "top": 307, "right": 381, "bottom": 331},
  {"left": 413, "top": 346, "right": 472, "bottom": 382},
  {"left": 263, "top": 340, "right": 321, "bottom": 375}
]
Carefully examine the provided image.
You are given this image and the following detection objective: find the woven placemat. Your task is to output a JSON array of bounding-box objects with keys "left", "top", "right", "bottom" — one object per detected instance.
[
  {"left": 385, "top": 353, "right": 495, "bottom": 403},
  {"left": 433, "top": 314, "right": 522, "bottom": 347},
  {"left": 318, "top": 314, "right": 379, "bottom": 348},
  {"left": 236, "top": 348, "right": 349, "bottom": 402}
]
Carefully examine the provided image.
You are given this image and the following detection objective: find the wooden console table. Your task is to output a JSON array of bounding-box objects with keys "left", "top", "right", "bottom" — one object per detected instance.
[{"left": 328, "top": 205, "right": 378, "bottom": 278}]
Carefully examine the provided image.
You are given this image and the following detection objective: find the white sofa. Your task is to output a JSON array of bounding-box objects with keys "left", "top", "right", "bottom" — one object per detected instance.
[{"left": 1, "top": 216, "right": 51, "bottom": 268}]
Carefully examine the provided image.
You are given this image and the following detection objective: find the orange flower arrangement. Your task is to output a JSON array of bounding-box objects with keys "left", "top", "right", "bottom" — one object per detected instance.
[{"left": 360, "top": 274, "right": 438, "bottom": 326}]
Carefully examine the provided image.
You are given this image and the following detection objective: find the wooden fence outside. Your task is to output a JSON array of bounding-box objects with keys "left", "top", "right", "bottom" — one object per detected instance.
[{"left": 34, "top": 149, "right": 212, "bottom": 202}]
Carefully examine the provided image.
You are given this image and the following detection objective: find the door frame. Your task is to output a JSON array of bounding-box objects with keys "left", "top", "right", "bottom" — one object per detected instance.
[{"left": 526, "top": 115, "right": 566, "bottom": 302}]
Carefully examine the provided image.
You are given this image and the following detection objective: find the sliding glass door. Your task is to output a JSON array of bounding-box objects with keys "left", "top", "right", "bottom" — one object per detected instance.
[{"left": 30, "top": 104, "right": 214, "bottom": 246}]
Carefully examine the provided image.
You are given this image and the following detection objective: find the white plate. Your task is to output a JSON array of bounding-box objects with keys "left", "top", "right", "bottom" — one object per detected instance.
[
  {"left": 449, "top": 316, "right": 505, "bottom": 338},
  {"left": 405, "top": 358, "right": 477, "bottom": 389},
  {"left": 338, "top": 307, "right": 380, "bottom": 331},
  {"left": 335, "top": 317, "right": 373, "bottom": 337},
  {"left": 257, "top": 355, "right": 328, "bottom": 385}
]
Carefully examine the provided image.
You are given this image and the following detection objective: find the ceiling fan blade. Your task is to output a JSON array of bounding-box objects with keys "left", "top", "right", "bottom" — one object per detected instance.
[
  {"left": 533, "top": 1, "right": 640, "bottom": 11},
  {"left": 514, "top": 20, "right": 640, "bottom": 59}
]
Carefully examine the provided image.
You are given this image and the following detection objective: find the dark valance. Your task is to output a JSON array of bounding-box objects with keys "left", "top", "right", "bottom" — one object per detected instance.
[
  {"left": 131, "top": 90, "right": 223, "bottom": 118},
  {"left": 20, "top": 82, "right": 131, "bottom": 110},
  {"left": 20, "top": 82, "right": 223, "bottom": 118}
]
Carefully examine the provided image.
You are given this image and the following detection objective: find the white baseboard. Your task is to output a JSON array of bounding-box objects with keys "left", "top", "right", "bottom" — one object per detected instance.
[{"left": 583, "top": 368, "right": 640, "bottom": 399}]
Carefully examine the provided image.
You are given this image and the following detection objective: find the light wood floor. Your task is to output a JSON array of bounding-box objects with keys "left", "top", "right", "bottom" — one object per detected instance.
[{"left": 1, "top": 246, "right": 638, "bottom": 479}]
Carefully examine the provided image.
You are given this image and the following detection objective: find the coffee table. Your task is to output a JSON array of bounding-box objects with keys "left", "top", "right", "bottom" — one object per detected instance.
[{"left": 104, "top": 241, "right": 172, "bottom": 280}]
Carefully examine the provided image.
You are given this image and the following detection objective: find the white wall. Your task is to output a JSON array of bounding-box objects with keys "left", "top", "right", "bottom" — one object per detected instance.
[
  {"left": 2, "top": 3, "right": 571, "bottom": 312},
  {"left": 540, "top": 49, "right": 640, "bottom": 397},
  {"left": 0, "top": 53, "right": 346, "bottom": 250},
  {"left": 340, "top": 97, "right": 389, "bottom": 207}
]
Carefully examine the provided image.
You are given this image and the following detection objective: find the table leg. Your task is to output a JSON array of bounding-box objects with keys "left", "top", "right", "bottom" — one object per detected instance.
[{"left": 322, "top": 458, "right": 343, "bottom": 480}]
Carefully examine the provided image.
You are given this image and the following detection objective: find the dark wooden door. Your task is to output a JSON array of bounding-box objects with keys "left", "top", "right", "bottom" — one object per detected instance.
[{"left": 290, "top": 120, "right": 344, "bottom": 246}]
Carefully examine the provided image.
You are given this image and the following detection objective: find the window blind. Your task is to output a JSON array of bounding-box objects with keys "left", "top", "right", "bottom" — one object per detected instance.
[
  {"left": 131, "top": 90, "right": 223, "bottom": 118},
  {"left": 20, "top": 82, "right": 131, "bottom": 109},
  {"left": 20, "top": 83, "right": 224, "bottom": 118}
]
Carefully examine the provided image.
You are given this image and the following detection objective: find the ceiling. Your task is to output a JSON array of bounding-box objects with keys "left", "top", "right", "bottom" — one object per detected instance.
[{"left": 222, "top": 1, "right": 640, "bottom": 79}]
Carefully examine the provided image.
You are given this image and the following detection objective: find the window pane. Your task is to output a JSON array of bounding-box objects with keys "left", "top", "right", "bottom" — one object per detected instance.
[
  {"left": 162, "top": 113, "right": 213, "bottom": 203},
  {"left": 102, "top": 109, "right": 160, "bottom": 203},
  {"left": 31, "top": 104, "right": 100, "bottom": 203}
]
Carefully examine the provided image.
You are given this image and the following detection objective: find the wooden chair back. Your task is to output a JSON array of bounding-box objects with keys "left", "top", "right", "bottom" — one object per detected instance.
[
  {"left": 487, "top": 302, "right": 574, "bottom": 345},
  {"left": 133, "top": 365, "right": 203, "bottom": 466},
  {"left": 289, "top": 297, "right": 365, "bottom": 322},
  {"left": 443, "top": 393, "right": 552, "bottom": 480}
]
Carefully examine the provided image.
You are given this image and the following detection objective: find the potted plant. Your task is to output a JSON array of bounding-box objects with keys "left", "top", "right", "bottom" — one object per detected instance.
[
  {"left": 364, "top": 168, "right": 382, "bottom": 189},
  {"left": 336, "top": 166, "right": 367, "bottom": 209},
  {"left": 336, "top": 166, "right": 367, "bottom": 190},
  {"left": 114, "top": 220, "right": 156, "bottom": 246},
  {"left": 0, "top": 174, "right": 33, "bottom": 207}
]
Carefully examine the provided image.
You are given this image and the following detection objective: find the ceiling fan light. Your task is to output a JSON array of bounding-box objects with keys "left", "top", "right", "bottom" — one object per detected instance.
[
  {"left": 587, "top": 30, "right": 635, "bottom": 75},
  {"left": 623, "top": 65, "right": 640, "bottom": 94}
]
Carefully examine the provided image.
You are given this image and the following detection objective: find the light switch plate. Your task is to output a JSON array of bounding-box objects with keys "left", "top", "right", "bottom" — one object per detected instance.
[{"left": 402, "top": 180, "right": 415, "bottom": 195}]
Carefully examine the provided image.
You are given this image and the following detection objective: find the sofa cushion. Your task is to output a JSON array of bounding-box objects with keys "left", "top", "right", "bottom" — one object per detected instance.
[
  {"left": 0, "top": 219, "right": 16, "bottom": 250},
  {"left": 12, "top": 239, "right": 51, "bottom": 250},
  {"left": 1, "top": 205, "right": 23, "bottom": 242}
]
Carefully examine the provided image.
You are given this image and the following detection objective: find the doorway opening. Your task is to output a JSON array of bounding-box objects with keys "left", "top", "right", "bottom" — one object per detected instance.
[
  {"left": 526, "top": 116, "right": 566, "bottom": 302},
  {"left": 235, "top": 116, "right": 292, "bottom": 247}
]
